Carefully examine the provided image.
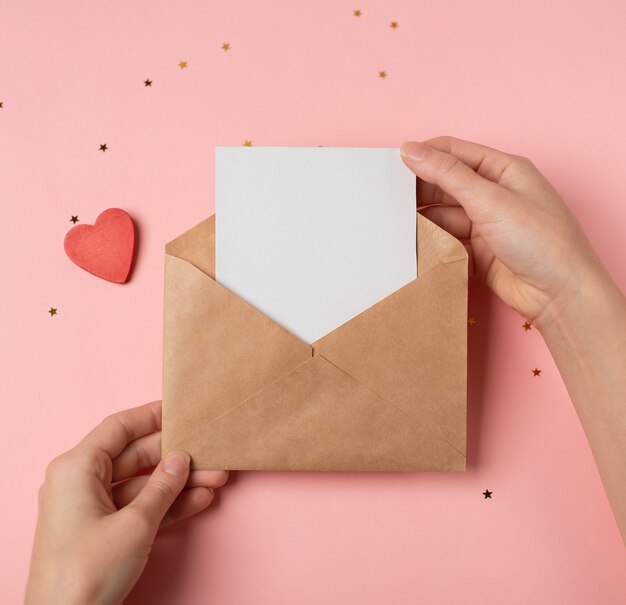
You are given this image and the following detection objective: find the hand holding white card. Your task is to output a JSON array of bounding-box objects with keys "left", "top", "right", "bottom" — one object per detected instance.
[{"left": 215, "top": 146, "right": 416, "bottom": 344}]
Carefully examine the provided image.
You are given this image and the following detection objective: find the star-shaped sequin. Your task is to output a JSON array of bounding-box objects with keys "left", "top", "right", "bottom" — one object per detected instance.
[
  {"left": 243, "top": 140, "right": 253, "bottom": 146},
  {"left": 353, "top": 9, "right": 362, "bottom": 17},
  {"left": 70, "top": 215, "right": 79, "bottom": 224},
  {"left": 532, "top": 368, "right": 542, "bottom": 376},
  {"left": 144, "top": 79, "right": 153, "bottom": 87},
  {"left": 178, "top": 60, "right": 188, "bottom": 69},
  {"left": 99, "top": 143, "right": 108, "bottom": 152},
  {"left": 483, "top": 489, "right": 492, "bottom": 499},
  {"left": 390, "top": 21, "right": 399, "bottom": 29},
  {"left": 378, "top": 70, "right": 387, "bottom": 79},
  {"left": 48, "top": 307, "right": 58, "bottom": 316},
  {"left": 523, "top": 321, "right": 532, "bottom": 331},
  {"left": 222, "top": 43, "right": 230, "bottom": 51},
  {"left": 468, "top": 316, "right": 477, "bottom": 326}
]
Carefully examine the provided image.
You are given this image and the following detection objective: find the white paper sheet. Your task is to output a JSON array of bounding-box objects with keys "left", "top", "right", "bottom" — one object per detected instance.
[{"left": 215, "top": 146, "right": 416, "bottom": 344}]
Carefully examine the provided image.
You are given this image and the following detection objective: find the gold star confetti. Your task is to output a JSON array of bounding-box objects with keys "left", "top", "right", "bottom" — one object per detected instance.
[
  {"left": 353, "top": 9, "right": 362, "bottom": 17},
  {"left": 70, "top": 215, "right": 79, "bottom": 224},
  {"left": 178, "top": 60, "right": 188, "bottom": 69},
  {"left": 468, "top": 316, "right": 477, "bottom": 326},
  {"left": 99, "top": 143, "right": 108, "bottom": 152},
  {"left": 532, "top": 368, "right": 542, "bottom": 376},
  {"left": 390, "top": 21, "right": 399, "bottom": 29},
  {"left": 378, "top": 70, "right": 387, "bottom": 79},
  {"left": 222, "top": 42, "right": 231, "bottom": 51},
  {"left": 483, "top": 489, "right": 492, "bottom": 499},
  {"left": 243, "top": 140, "right": 253, "bottom": 146},
  {"left": 48, "top": 307, "right": 58, "bottom": 316},
  {"left": 144, "top": 79, "right": 153, "bottom": 87},
  {"left": 523, "top": 321, "right": 532, "bottom": 331}
]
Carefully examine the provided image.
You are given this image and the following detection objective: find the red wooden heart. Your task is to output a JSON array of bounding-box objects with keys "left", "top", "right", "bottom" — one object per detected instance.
[{"left": 64, "top": 208, "right": 136, "bottom": 283}]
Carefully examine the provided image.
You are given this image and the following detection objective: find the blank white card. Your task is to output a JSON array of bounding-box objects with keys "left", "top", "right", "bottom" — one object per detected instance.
[{"left": 215, "top": 146, "right": 416, "bottom": 344}]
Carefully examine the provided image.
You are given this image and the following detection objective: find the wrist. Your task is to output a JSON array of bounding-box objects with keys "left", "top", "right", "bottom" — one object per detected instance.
[
  {"left": 25, "top": 562, "right": 109, "bottom": 605},
  {"left": 534, "top": 258, "right": 626, "bottom": 343}
]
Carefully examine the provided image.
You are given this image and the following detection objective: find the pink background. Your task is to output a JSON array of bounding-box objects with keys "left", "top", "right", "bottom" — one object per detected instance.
[{"left": 2, "top": 0, "right": 626, "bottom": 602}]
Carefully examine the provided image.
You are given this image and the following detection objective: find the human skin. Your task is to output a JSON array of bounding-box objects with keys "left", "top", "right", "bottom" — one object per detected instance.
[
  {"left": 25, "top": 136, "right": 626, "bottom": 603},
  {"left": 24, "top": 401, "right": 229, "bottom": 604},
  {"left": 400, "top": 136, "right": 626, "bottom": 546}
]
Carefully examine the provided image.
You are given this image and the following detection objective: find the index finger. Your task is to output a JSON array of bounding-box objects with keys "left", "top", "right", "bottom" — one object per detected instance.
[
  {"left": 78, "top": 400, "right": 162, "bottom": 459},
  {"left": 406, "top": 135, "right": 515, "bottom": 208},
  {"left": 423, "top": 136, "right": 517, "bottom": 182},
  {"left": 400, "top": 138, "right": 509, "bottom": 223}
]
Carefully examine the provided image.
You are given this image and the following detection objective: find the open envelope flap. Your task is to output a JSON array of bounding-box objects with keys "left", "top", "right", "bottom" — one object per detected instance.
[
  {"left": 167, "top": 353, "right": 465, "bottom": 471},
  {"left": 415, "top": 210, "right": 469, "bottom": 274},
  {"left": 165, "top": 215, "right": 218, "bottom": 278}
]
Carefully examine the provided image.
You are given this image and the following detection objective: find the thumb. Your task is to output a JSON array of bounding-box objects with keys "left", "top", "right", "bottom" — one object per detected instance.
[
  {"left": 127, "top": 450, "right": 190, "bottom": 530},
  {"left": 400, "top": 140, "right": 501, "bottom": 223}
]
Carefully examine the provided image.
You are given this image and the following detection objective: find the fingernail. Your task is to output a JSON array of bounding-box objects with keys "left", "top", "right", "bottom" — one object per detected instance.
[
  {"left": 164, "top": 450, "right": 190, "bottom": 476},
  {"left": 401, "top": 141, "right": 429, "bottom": 161},
  {"left": 201, "top": 488, "right": 215, "bottom": 508}
]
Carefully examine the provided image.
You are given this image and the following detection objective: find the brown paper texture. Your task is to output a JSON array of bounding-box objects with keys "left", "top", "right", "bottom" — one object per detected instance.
[{"left": 162, "top": 213, "right": 468, "bottom": 471}]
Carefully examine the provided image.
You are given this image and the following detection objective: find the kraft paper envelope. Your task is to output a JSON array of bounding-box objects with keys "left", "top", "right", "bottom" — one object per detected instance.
[{"left": 162, "top": 212, "right": 468, "bottom": 471}]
